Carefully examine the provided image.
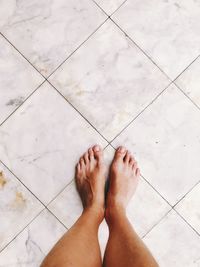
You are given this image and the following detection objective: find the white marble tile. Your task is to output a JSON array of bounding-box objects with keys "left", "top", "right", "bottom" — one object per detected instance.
[
  {"left": 48, "top": 145, "right": 170, "bottom": 254},
  {"left": 50, "top": 20, "right": 170, "bottom": 141},
  {"left": 0, "top": 82, "right": 107, "bottom": 205},
  {"left": 0, "top": 209, "right": 66, "bottom": 267},
  {"left": 0, "top": 35, "right": 44, "bottom": 124},
  {"left": 144, "top": 210, "right": 200, "bottom": 267},
  {"left": 113, "top": 0, "right": 200, "bottom": 79},
  {"left": 94, "top": 0, "right": 125, "bottom": 15},
  {"left": 0, "top": 162, "right": 43, "bottom": 251},
  {"left": 0, "top": 0, "right": 106, "bottom": 77},
  {"left": 175, "top": 57, "right": 200, "bottom": 107},
  {"left": 112, "top": 84, "right": 200, "bottom": 205},
  {"left": 175, "top": 183, "right": 200, "bottom": 235}
]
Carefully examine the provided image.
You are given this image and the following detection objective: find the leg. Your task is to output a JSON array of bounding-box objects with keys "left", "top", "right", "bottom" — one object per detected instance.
[
  {"left": 41, "top": 145, "right": 106, "bottom": 267},
  {"left": 103, "top": 147, "right": 159, "bottom": 267}
]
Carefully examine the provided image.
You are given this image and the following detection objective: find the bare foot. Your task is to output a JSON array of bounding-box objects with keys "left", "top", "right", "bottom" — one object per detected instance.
[
  {"left": 75, "top": 145, "right": 106, "bottom": 220},
  {"left": 106, "top": 146, "right": 140, "bottom": 220}
]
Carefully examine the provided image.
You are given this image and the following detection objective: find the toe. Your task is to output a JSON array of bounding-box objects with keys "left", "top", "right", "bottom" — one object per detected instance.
[
  {"left": 124, "top": 151, "right": 131, "bottom": 164},
  {"left": 129, "top": 158, "right": 135, "bottom": 167},
  {"left": 93, "top": 145, "right": 103, "bottom": 164},
  {"left": 83, "top": 152, "right": 89, "bottom": 165},
  {"left": 80, "top": 157, "right": 85, "bottom": 169},
  {"left": 88, "top": 147, "right": 94, "bottom": 161},
  {"left": 76, "top": 162, "right": 81, "bottom": 173},
  {"left": 136, "top": 168, "right": 140, "bottom": 177},
  {"left": 133, "top": 162, "right": 139, "bottom": 177},
  {"left": 114, "top": 146, "right": 127, "bottom": 161}
]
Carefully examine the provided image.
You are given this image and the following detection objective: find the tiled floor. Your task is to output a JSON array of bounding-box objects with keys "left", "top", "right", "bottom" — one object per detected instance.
[{"left": 0, "top": 1, "right": 200, "bottom": 266}]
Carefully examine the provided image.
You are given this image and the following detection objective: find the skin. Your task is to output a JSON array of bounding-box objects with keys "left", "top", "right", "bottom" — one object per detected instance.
[{"left": 41, "top": 145, "right": 159, "bottom": 267}]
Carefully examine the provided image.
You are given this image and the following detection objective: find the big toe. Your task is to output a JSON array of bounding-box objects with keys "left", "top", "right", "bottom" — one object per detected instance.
[
  {"left": 114, "top": 146, "right": 127, "bottom": 161},
  {"left": 93, "top": 145, "right": 103, "bottom": 164}
]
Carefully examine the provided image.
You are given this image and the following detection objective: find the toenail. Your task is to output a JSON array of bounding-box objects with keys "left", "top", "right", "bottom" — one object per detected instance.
[
  {"left": 93, "top": 145, "right": 100, "bottom": 152},
  {"left": 118, "top": 146, "right": 125, "bottom": 153}
]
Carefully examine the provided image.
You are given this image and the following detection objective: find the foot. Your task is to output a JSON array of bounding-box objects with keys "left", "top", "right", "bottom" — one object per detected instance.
[
  {"left": 106, "top": 146, "right": 140, "bottom": 220},
  {"left": 75, "top": 145, "right": 106, "bottom": 220}
]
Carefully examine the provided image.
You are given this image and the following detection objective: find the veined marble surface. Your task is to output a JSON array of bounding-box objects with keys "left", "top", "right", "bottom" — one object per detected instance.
[
  {"left": 0, "top": 0, "right": 200, "bottom": 264},
  {"left": 0, "top": 82, "right": 107, "bottom": 205},
  {"left": 0, "top": 35, "right": 43, "bottom": 124},
  {"left": 175, "top": 57, "right": 200, "bottom": 108},
  {"left": 112, "top": 84, "right": 200, "bottom": 205},
  {"left": 94, "top": 0, "right": 125, "bottom": 15},
  {"left": 0, "top": 0, "right": 107, "bottom": 76},
  {"left": 175, "top": 182, "right": 200, "bottom": 235},
  {"left": 144, "top": 210, "right": 200, "bottom": 266},
  {"left": 0, "top": 162, "right": 43, "bottom": 251},
  {"left": 50, "top": 20, "right": 170, "bottom": 141},
  {"left": 113, "top": 0, "right": 200, "bottom": 79},
  {"left": 0, "top": 209, "right": 66, "bottom": 267}
]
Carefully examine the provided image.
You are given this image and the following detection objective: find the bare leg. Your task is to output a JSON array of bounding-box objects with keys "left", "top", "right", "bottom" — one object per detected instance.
[
  {"left": 103, "top": 147, "right": 159, "bottom": 267},
  {"left": 41, "top": 145, "right": 106, "bottom": 267}
]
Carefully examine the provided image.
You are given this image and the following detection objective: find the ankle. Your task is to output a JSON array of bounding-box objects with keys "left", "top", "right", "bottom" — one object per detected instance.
[
  {"left": 105, "top": 202, "right": 126, "bottom": 225},
  {"left": 82, "top": 204, "right": 105, "bottom": 223}
]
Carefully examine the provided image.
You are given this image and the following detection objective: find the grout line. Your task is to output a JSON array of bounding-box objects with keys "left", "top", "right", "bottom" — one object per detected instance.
[
  {"left": 140, "top": 174, "right": 172, "bottom": 207},
  {"left": 0, "top": 159, "right": 69, "bottom": 253},
  {"left": 142, "top": 208, "right": 173, "bottom": 239},
  {"left": 0, "top": 208, "right": 45, "bottom": 253},
  {"left": 92, "top": 0, "right": 128, "bottom": 17},
  {"left": 46, "top": 18, "right": 109, "bottom": 80},
  {"left": 110, "top": 18, "right": 172, "bottom": 81},
  {"left": 172, "top": 179, "right": 200, "bottom": 209},
  {"left": 174, "top": 209, "right": 200, "bottom": 238},
  {"left": 174, "top": 82, "right": 200, "bottom": 112},
  {"left": 0, "top": 32, "right": 46, "bottom": 80},
  {"left": 110, "top": 0, "right": 129, "bottom": 16},
  {"left": 46, "top": 79, "right": 110, "bottom": 144},
  {"left": 172, "top": 55, "right": 200, "bottom": 82},
  {"left": 0, "top": 80, "right": 46, "bottom": 127},
  {"left": 91, "top": 0, "right": 109, "bottom": 16},
  {"left": 47, "top": 179, "right": 75, "bottom": 207},
  {"left": 0, "top": 159, "right": 70, "bottom": 224},
  {"left": 109, "top": 81, "right": 173, "bottom": 144}
]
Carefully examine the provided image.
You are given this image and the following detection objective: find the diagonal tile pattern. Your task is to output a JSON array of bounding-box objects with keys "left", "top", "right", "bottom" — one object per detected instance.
[
  {"left": 144, "top": 210, "right": 200, "bottom": 267},
  {"left": 175, "top": 57, "right": 200, "bottom": 108},
  {"left": 112, "top": 0, "right": 200, "bottom": 79},
  {"left": 50, "top": 20, "right": 170, "bottom": 141},
  {"left": 0, "top": 162, "right": 43, "bottom": 251},
  {"left": 175, "top": 182, "right": 200, "bottom": 235},
  {"left": 94, "top": 0, "right": 125, "bottom": 15},
  {"left": 0, "top": 82, "right": 107, "bottom": 204},
  {"left": 0, "top": 35, "right": 44, "bottom": 125},
  {"left": 112, "top": 84, "right": 200, "bottom": 205},
  {"left": 0, "top": 0, "right": 107, "bottom": 76},
  {"left": 0, "top": 0, "right": 200, "bottom": 265},
  {"left": 0, "top": 209, "right": 66, "bottom": 266}
]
